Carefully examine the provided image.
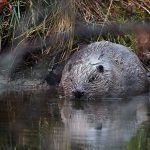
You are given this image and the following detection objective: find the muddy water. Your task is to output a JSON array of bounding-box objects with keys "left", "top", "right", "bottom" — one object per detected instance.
[{"left": 0, "top": 89, "right": 149, "bottom": 150}]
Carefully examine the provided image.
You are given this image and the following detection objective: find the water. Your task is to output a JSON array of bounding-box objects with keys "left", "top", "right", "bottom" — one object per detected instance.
[{"left": 0, "top": 89, "right": 149, "bottom": 150}]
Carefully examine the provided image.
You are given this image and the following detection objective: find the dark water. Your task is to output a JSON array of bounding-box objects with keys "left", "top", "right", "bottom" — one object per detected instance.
[{"left": 0, "top": 89, "right": 149, "bottom": 150}]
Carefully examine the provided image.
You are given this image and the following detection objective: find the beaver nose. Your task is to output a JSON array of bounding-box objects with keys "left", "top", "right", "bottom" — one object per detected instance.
[{"left": 72, "top": 90, "right": 84, "bottom": 99}]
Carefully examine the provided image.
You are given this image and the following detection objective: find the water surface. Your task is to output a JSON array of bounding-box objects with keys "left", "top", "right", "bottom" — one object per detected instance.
[{"left": 0, "top": 89, "right": 149, "bottom": 150}]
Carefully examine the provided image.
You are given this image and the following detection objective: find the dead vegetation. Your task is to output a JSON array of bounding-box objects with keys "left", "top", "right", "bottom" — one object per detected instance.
[{"left": 0, "top": 0, "right": 149, "bottom": 75}]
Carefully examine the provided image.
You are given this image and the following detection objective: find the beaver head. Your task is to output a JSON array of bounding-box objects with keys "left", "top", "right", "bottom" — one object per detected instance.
[
  {"left": 61, "top": 60, "right": 114, "bottom": 99},
  {"left": 60, "top": 41, "right": 148, "bottom": 100}
]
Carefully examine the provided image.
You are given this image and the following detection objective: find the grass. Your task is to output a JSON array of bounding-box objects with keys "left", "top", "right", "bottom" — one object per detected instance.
[
  {"left": 126, "top": 121, "right": 150, "bottom": 150},
  {"left": 0, "top": 0, "right": 149, "bottom": 72}
]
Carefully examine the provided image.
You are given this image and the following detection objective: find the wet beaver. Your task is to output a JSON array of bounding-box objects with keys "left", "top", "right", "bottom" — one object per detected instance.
[{"left": 60, "top": 41, "right": 149, "bottom": 99}]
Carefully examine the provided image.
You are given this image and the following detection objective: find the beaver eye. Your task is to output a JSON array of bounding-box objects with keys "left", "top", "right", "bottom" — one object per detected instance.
[
  {"left": 68, "top": 64, "right": 72, "bottom": 72},
  {"left": 88, "top": 76, "right": 96, "bottom": 83},
  {"left": 97, "top": 65, "right": 104, "bottom": 73}
]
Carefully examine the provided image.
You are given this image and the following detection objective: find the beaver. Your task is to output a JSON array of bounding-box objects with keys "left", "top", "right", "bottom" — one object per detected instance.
[{"left": 60, "top": 41, "right": 149, "bottom": 99}]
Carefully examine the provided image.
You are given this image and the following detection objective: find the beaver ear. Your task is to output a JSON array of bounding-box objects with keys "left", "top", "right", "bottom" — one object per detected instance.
[
  {"left": 68, "top": 64, "right": 72, "bottom": 72},
  {"left": 97, "top": 65, "right": 104, "bottom": 73}
]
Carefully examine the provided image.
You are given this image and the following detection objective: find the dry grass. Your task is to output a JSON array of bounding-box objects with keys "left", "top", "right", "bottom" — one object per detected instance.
[{"left": 0, "top": 0, "right": 149, "bottom": 71}]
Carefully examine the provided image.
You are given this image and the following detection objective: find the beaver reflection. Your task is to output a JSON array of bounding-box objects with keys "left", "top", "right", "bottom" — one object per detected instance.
[{"left": 60, "top": 94, "right": 149, "bottom": 150}]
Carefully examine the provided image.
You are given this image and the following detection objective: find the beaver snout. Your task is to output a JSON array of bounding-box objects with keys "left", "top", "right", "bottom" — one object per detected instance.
[{"left": 72, "top": 90, "right": 85, "bottom": 99}]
